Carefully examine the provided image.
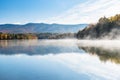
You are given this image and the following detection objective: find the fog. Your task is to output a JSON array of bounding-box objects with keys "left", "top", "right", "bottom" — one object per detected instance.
[
  {"left": 77, "top": 27, "right": 120, "bottom": 40},
  {"left": 0, "top": 39, "right": 78, "bottom": 47},
  {"left": 0, "top": 39, "right": 120, "bottom": 49},
  {"left": 100, "top": 29, "right": 120, "bottom": 40},
  {"left": 77, "top": 40, "right": 120, "bottom": 49}
]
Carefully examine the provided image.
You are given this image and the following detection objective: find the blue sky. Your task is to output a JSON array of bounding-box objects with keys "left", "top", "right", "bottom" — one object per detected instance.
[{"left": 0, "top": 0, "right": 120, "bottom": 24}]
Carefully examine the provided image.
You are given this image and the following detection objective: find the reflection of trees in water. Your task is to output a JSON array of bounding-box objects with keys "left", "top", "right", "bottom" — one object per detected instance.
[{"left": 78, "top": 46, "right": 120, "bottom": 64}]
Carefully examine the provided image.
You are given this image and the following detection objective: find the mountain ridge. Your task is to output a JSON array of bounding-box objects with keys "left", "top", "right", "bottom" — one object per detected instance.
[{"left": 0, "top": 23, "right": 87, "bottom": 33}]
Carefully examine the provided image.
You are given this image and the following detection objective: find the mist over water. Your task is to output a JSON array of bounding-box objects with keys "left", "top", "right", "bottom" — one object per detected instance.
[
  {"left": 77, "top": 40, "right": 120, "bottom": 49},
  {"left": 0, "top": 39, "right": 120, "bottom": 80},
  {"left": 1, "top": 39, "right": 120, "bottom": 47}
]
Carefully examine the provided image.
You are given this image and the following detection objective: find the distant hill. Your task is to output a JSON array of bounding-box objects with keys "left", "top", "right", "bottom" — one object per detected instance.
[
  {"left": 77, "top": 14, "right": 120, "bottom": 39},
  {"left": 0, "top": 23, "right": 87, "bottom": 33}
]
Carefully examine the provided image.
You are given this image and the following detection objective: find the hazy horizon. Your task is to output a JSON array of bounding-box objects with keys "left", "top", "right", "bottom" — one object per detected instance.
[{"left": 0, "top": 22, "right": 88, "bottom": 25}]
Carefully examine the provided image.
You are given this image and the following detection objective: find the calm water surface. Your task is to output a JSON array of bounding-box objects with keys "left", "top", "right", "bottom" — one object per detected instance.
[{"left": 0, "top": 40, "right": 120, "bottom": 80}]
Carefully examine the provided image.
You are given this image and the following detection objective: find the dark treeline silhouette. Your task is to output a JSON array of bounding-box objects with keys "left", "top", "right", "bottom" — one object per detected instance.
[{"left": 77, "top": 14, "right": 120, "bottom": 39}]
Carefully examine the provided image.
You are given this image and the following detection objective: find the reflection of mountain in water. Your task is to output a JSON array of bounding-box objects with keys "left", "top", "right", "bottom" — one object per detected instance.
[
  {"left": 0, "top": 40, "right": 84, "bottom": 55},
  {"left": 78, "top": 46, "right": 120, "bottom": 64}
]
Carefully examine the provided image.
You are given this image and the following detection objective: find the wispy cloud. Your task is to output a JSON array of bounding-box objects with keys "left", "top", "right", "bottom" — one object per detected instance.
[{"left": 45, "top": 0, "right": 120, "bottom": 24}]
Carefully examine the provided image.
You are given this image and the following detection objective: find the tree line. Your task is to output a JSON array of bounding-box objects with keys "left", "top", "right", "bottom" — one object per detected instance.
[
  {"left": 0, "top": 33, "right": 76, "bottom": 40},
  {"left": 0, "top": 33, "right": 38, "bottom": 40},
  {"left": 77, "top": 14, "right": 120, "bottom": 39}
]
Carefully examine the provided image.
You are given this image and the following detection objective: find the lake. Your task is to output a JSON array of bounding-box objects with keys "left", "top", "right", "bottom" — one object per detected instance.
[{"left": 0, "top": 39, "right": 120, "bottom": 80}]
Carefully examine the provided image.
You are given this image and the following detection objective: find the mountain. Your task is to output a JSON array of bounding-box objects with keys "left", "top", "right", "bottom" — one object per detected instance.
[
  {"left": 77, "top": 14, "right": 120, "bottom": 39},
  {"left": 0, "top": 23, "right": 87, "bottom": 33}
]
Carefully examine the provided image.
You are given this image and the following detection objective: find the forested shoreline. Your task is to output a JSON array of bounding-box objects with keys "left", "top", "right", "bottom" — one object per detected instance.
[
  {"left": 0, "top": 33, "right": 76, "bottom": 40},
  {"left": 77, "top": 14, "right": 120, "bottom": 39}
]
